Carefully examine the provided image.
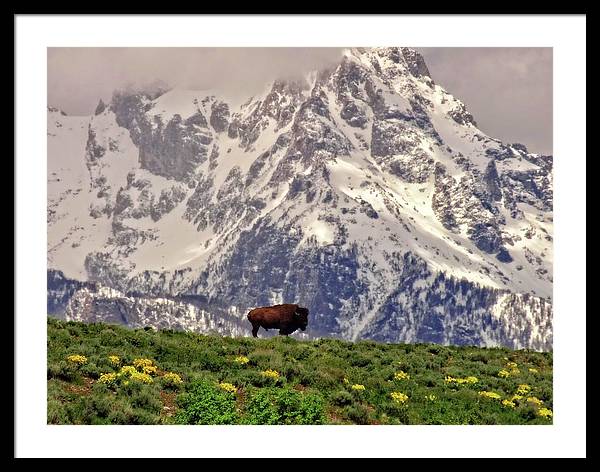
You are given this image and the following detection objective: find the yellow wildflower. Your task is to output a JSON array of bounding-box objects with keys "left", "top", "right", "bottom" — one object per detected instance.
[
  {"left": 445, "top": 375, "right": 478, "bottom": 385},
  {"left": 528, "top": 368, "right": 539, "bottom": 374},
  {"left": 67, "top": 354, "right": 87, "bottom": 365},
  {"left": 425, "top": 394, "right": 437, "bottom": 402},
  {"left": 130, "top": 371, "right": 153, "bottom": 384},
  {"left": 162, "top": 372, "right": 183, "bottom": 385},
  {"left": 502, "top": 399, "right": 516, "bottom": 408},
  {"left": 234, "top": 355, "right": 250, "bottom": 365},
  {"left": 511, "top": 394, "right": 524, "bottom": 402},
  {"left": 351, "top": 384, "right": 366, "bottom": 391},
  {"left": 98, "top": 372, "right": 117, "bottom": 385},
  {"left": 498, "top": 369, "right": 510, "bottom": 378},
  {"left": 142, "top": 365, "right": 158, "bottom": 375},
  {"left": 506, "top": 361, "right": 518, "bottom": 369},
  {"left": 394, "top": 371, "right": 410, "bottom": 381},
  {"left": 261, "top": 369, "right": 280, "bottom": 379},
  {"left": 118, "top": 365, "right": 137, "bottom": 377},
  {"left": 218, "top": 382, "right": 237, "bottom": 393},
  {"left": 108, "top": 355, "right": 120, "bottom": 366},
  {"left": 537, "top": 408, "right": 553, "bottom": 419},
  {"left": 479, "top": 391, "right": 502, "bottom": 400},
  {"left": 390, "top": 392, "right": 408, "bottom": 404},
  {"left": 133, "top": 358, "right": 154, "bottom": 370},
  {"left": 527, "top": 396, "right": 544, "bottom": 406},
  {"left": 343, "top": 377, "right": 350, "bottom": 384},
  {"left": 516, "top": 384, "right": 532, "bottom": 395}
]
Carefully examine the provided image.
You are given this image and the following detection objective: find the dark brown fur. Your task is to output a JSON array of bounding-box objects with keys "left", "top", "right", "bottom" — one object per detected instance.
[{"left": 247, "top": 304, "right": 309, "bottom": 337}]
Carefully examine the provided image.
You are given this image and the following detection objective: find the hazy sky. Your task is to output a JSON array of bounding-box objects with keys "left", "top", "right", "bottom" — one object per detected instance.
[
  {"left": 418, "top": 48, "right": 552, "bottom": 155},
  {"left": 48, "top": 47, "right": 552, "bottom": 155}
]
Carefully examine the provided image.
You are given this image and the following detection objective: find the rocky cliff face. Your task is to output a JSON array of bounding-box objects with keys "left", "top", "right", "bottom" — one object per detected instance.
[{"left": 47, "top": 47, "right": 553, "bottom": 350}]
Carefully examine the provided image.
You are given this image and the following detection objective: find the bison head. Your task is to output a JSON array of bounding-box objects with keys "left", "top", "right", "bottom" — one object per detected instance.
[{"left": 294, "top": 307, "right": 309, "bottom": 331}]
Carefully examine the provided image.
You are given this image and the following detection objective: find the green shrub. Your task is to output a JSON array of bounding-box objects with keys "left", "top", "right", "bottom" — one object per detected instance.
[
  {"left": 107, "top": 407, "right": 130, "bottom": 424},
  {"left": 80, "top": 362, "right": 102, "bottom": 379},
  {"left": 344, "top": 404, "right": 371, "bottom": 424},
  {"left": 296, "top": 393, "right": 326, "bottom": 424},
  {"left": 130, "top": 386, "right": 162, "bottom": 412},
  {"left": 219, "top": 369, "right": 262, "bottom": 388},
  {"left": 197, "top": 351, "right": 226, "bottom": 372},
  {"left": 300, "top": 368, "right": 342, "bottom": 390},
  {"left": 47, "top": 360, "right": 78, "bottom": 382},
  {"left": 347, "top": 352, "right": 373, "bottom": 368},
  {"left": 175, "top": 380, "right": 238, "bottom": 425},
  {"left": 47, "top": 399, "right": 68, "bottom": 424},
  {"left": 243, "top": 388, "right": 281, "bottom": 425},
  {"left": 82, "top": 394, "right": 113, "bottom": 420},
  {"left": 127, "top": 407, "right": 162, "bottom": 425},
  {"left": 244, "top": 387, "right": 325, "bottom": 425},
  {"left": 291, "top": 345, "right": 312, "bottom": 361},
  {"left": 385, "top": 403, "right": 410, "bottom": 424},
  {"left": 331, "top": 390, "right": 353, "bottom": 407}
]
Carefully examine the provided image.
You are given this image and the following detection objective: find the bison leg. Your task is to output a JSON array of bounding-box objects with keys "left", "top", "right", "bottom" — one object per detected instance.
[{"left": 251, "top": 323, "right": 260, "bottom": 338}]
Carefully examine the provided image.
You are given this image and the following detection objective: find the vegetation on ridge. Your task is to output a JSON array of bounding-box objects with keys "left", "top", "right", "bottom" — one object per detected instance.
[{"left": 47, "top": 318, "right": 553, "bottom": 425}]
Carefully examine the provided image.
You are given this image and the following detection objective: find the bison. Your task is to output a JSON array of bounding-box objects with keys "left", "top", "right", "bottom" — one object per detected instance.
[{"left": 247, "top": 304, "right": 309, "bottom": 338}]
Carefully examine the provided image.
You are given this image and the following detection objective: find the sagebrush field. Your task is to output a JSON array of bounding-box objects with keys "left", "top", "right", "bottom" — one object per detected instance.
[{"left": 47, "top": 318, "right": 553, "bottom": 425}]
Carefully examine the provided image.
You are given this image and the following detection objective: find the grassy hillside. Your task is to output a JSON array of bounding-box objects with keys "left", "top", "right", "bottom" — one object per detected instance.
[{"left": 47, "top": 318, "right": 553, "bottom": 425}]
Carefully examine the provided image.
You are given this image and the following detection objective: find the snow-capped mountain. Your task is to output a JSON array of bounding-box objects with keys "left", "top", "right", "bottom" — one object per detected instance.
[{"left": 47, "top": 47, "right": 553, "bottom": 350}]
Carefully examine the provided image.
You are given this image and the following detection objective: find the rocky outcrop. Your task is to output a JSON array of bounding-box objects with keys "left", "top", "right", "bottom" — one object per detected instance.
[
  {"left": 94, "top": 99, "right": 107, "bottom": 116},
  {"left": 210, "top": 101, "right": 230, "bottom": 133},
  {"left": 111, "top": 91, "right": 213, "bottom": 182}
]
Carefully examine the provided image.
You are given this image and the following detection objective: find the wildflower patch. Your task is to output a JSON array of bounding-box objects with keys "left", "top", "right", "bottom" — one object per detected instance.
[
  {"left": 218, "top": 382, "right": 237, "bottom": 394},
  {"left": 163, "top": 372, "right": 183, "bottom": 386},
  {"left": 130, "top": 371, "right": 153, "bottom": 384},
  {"left": 133, "top": 358, "right": 154, "bottom": 370},
  {"left": 234, "top": 356, "right": 249, "bottom": 365},
  {"left": 445, "top": 375, "right": 478, "bottom": 385},
  {"left": 394, "top": 371, "right": 410, "bottom": 381},
  {"left": 537, "top": 408, "right": 553, "bottom": 419},
  {"left": 261, "top": 369, "right": 280, "bottom": 379},
  {"left": 498, "top": 369, "right": 510, "bottom": 378},
  {"left": 67, "top": 354, "right": 87, "bottom": 365},
  {"left": 98, "top": 372, "right": 117, "bottom": 386},
  {"left": 527, "top": 397, "right": 544, "bottom": 406},
  {"left": 390, "top": 392, "right": 409, "bottom": 404},
  {"left": 479, "top": 391, "right": 502, "bottom": 400}
]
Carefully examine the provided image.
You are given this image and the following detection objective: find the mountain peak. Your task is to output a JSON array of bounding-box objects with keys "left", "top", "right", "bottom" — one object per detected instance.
[
  {"left": 47, "top": 47, "right": 553, "bottom": 350},
  {"left": 344, "top": 47, "right": 432, "bottom": 80}
]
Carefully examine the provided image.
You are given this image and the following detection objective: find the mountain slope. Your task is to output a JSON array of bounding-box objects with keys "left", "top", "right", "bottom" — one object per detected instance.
[{"left": 47, "top": 47, "right": 553, "bottom": 350}]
